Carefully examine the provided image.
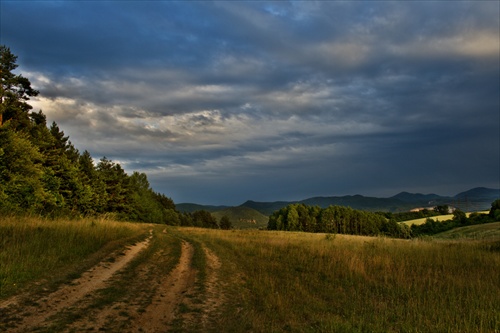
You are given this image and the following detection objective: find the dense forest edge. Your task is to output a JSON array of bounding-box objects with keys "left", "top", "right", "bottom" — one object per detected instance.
[
  {"left": 0, "top": 46, "right": 177, "bottom": 223},
  {"left": 0, "top": 46, "right": 238, "bottom": 229},
  {"left": 266, "top": 202, "right": 500, "bottom": 238},
  {"left": 1, "top": 45, "right": 499, "bottom": 238}
]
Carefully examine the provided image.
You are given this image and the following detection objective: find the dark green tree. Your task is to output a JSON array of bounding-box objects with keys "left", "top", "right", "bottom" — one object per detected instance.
[
  {"left": 193, "top": 210, "right": 218, "bottom": 228},
  {"left": 219, "top": 215, "right": 232, "bottom": 230},
  {"left": 0, "top": 46, "right": 39, "bottom": 128},
  {"left": 287, "top": 205, "right": 299, "bottom": 231},
  {"left": 489, "top": 199, "right": 500, "bottom": 221},
  {"left": 0, "top": 126, "right": 53, "bottom": 213},
  {"left": 434, "top": 205, "right": 450, "bottom": 215},
  {"left": 452, "top": 209, "right": 467, "bottom": 225},
  {"left": 97, "top": 157, "right": 130, "bottom": 215}
]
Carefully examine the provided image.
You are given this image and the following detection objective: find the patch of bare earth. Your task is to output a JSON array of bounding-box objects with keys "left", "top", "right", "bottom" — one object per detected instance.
[
  {"left": 150, "top": 243, "right": 227, "bottom": 332},
  {"left": 192, "top": 246, "right": 226, "bottom": 330},
  {"left": 1, "top": 232, "right": 228, "bottom": 332},
  {"left": 62, "top": 240, "right": 177, "bottom": 332},
  {"left": 0, "top": 231, "right": 152, "bottom": 332},
  {"left": 129, "top": 240, "right": 196, "bottom": 332}
]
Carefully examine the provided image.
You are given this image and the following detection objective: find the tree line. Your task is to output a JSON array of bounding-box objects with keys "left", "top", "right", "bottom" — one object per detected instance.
[
  {"left": 376, "top": 205, "right": 449, "bottom": 222},
  {"left": 0, "top": 45, "right": 235, "bottom": 228},
  {"left": 0, "top": 45, "right": 178, "bottom": 222},
  {"left": 410, "top": 200, "right": 500, "bottom": 236},
  {"left": 178, "top": 211, "right": 232, "bottom": 229},
  {"left": 268, "top": 201, "right": 500, "bottom": 238},
  {"left": 267, "top": 203, "right": 411, "bottom": 238}
]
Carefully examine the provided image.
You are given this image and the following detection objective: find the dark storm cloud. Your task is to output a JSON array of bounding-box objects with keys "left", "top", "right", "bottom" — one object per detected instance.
[{"left": 1, "top": 1, "right": 498, "bottom": 204}]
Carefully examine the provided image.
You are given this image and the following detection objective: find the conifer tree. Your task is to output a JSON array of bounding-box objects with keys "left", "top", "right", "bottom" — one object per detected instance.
[
  {"left": 0, "top": 46, "right": 39, "bottom": 128},
  {"left": 0, "top": 46, "right": 180, "bottom": 222}
]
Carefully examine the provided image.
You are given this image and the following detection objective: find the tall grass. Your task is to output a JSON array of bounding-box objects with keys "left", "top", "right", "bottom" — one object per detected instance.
[
  {"left": 435, "top": 222, "right": 500, "bottom": 241},
  {"left": 0, "top": 215, "right": 149, "bottom": 298},
  {"left": 179, "top": 228, "right": 500, "bottom": 332}
]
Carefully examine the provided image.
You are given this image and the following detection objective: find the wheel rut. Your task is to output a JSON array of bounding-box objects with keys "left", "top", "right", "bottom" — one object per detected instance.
[
  {"left": 1, "top": 231, "right": 226, "bottom": 333},
  {"left": 131, "top": 240, "right": 196, "bottom": 332},
  {"left": 0, "top": 231, "right": 153, "bottom": 332}
]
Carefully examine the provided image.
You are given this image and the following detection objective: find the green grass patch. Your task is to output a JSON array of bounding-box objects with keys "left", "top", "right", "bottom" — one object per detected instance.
[{"left": 434, "top": 221, "right": 500, "bottom": 241}]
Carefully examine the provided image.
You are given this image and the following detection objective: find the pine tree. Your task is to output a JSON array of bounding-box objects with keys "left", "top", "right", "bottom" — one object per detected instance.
[{"left": 0, "top": 46, "right": 39, "bottom": 128}]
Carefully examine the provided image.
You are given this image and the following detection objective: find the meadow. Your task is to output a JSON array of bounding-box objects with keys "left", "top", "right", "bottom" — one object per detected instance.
[
  {"left": 1, "top": 216, "right": 499, "bottom": 332},
  {"left": 177, "top": 227, "right": 500, "bottom": 332},
  {"left": 401, "top": 211, "right": 490, "bottom": 226},
  {"left": 0, "top": 215, "right": 149, "bottom": 298}
]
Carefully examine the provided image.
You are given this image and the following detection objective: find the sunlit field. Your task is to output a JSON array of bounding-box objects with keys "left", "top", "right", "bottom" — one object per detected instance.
[
  {"left": 0, "top": 216, "right": 149, "bottom": 298},
  {"left": 1, "top": 217, "right": 499, "bottom": 332},
  {"left": 175, "top": 227, "right": 500, "bottom": 332},
  {"left": 401, "top": 211, "right": 490, "bottom": 226}
]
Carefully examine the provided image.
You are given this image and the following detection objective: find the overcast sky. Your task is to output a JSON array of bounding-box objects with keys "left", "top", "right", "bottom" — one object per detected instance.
[{"left": 1, "top": 1, "right": 499, "bottom": 205}]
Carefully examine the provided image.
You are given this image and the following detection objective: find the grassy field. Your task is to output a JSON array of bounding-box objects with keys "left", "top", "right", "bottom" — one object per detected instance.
[
  {"left": 401, "top": 211, "right": 490, "bottom": 226},
  {"left": 401, "top": 214, "right": 454, "bottom": 225},
  {"left": 0, "top": 215, "right": 149, "bottom": 298},
  {"left": 434, "top": 221, "right": 500, "bottom": 241},
  {"left": 1, "top": 217, "right": 499, "bottom": 332},
  {"left": 177, "top": 227, "right": 500, "bottom": 332}
]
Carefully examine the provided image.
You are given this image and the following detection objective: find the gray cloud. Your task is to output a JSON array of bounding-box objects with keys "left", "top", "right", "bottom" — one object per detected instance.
[{"left": 1, "top": 1, "right": 498, "bottom": 205}]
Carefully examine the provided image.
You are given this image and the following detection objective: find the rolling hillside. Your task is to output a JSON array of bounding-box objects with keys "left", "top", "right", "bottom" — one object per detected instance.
[
  {"left": 433, "top": 221, "right": 500, "bottom": 241},
  {"left": 236, "top": 187, "right": 499, "bottom": 215},
  {"left": 176, "top": 187, "right": 499, "bottom": 228},
  {"left": 211, "top": 206, "right": 269, "bottom": 229},
  {"left": 176, "top": 203, "right": 230, "bottom": 213}
]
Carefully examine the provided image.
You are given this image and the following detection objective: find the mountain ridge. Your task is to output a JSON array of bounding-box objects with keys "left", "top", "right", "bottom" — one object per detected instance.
[{"left": 177, "top": 187, "right": 499, "bottom": 216}]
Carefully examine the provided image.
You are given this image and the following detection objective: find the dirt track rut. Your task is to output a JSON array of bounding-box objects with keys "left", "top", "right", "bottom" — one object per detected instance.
[
  {"left": 0, "top": 232, "right": 153, "bottom": 332},
  {"left": 0, "top": 230, "right": 225, "bottom": 332},
  {"left": 133, "top": 240, "right": 196, "bottom": 332}
]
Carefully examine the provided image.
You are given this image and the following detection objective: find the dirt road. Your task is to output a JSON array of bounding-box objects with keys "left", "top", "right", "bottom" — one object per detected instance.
[{"left": 0, "top": 228, "right": 226, "bottom": 332}]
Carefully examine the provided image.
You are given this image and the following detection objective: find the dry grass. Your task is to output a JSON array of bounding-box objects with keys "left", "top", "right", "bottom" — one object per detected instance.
[
  {"left": 176, "top": 228, "right": 500, "bottom": 332},
  {"left": 0, "top": 215, "right": 149, "bottom": 298},
  {"left": 2, "top": 218, "right": 498, "bottom": 332}
]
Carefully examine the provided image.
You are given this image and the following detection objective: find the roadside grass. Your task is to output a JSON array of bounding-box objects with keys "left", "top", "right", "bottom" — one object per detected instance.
[
  {"left": 176, "top": 228, "right": 500, "bottom": 332},
  {"left": 0, "top": 215, "right": 150, "bottom": 298},
  {"left": 37, "top": 225, "right": 182, "bottom": 332}
]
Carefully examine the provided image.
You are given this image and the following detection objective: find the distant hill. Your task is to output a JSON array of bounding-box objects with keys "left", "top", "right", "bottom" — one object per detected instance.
[
  {"left": 211, "top": 206, "right": 269, "bottom": 229},
  {"left": 177, "top": 187, "right": 500, "bottom": 225},
  {"left": 239, "top": 195, "right": 411, "bottom": 215},
  {"left": 300, "top": 195, "right": 409, "bottom": 212},
  {"left": 390, "top": 192, "right": 443, "bottom": 203},
  {"left": 454, "top": 187, "right": 500, "bottom": 200},
  {"left": 451, "top": 187, "right": 500, "bottom": 212},
  {"left": 239, "top": 200, "right": 293, "bottom": 216},
  {"left": 176, "top": 203, "right": 230, "bottom": 213}
]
